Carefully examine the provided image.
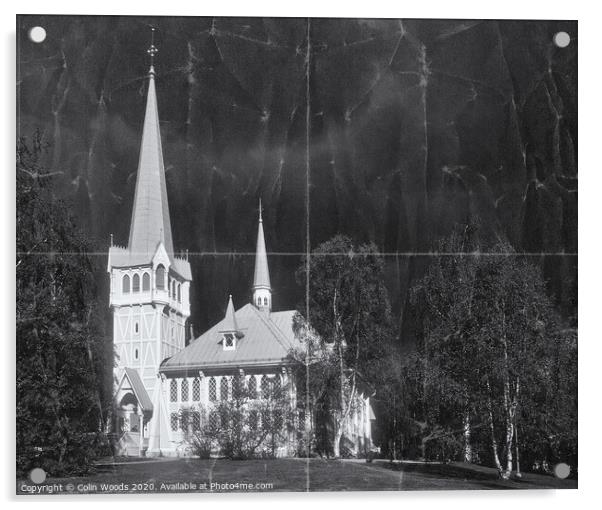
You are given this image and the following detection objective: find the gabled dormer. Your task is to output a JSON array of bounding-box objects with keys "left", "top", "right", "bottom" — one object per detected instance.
[{"left": 220, "top": 295, "right": 243, "bottom": 351}]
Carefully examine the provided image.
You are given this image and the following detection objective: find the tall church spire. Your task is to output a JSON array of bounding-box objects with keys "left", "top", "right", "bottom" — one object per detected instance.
[
  {"left": 127, "top": 33, "right": 174, "bottom": 257},
  {"left": 252, "top": 198, "right": 271, "bottom": 312}
]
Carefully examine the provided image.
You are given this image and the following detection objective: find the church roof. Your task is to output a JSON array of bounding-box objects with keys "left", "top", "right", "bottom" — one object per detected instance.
[
  {"left": 128, "top": 66, "right": 174, "bottom": 260},
  {"left": 252, "top": 205, "right": 271, "bottom": 291},
  {"left": 161, "top": 304, "right": 301, "bottom": 373},
  {"left": 119, "top": 368, "right": 153, "bottom": 412}
]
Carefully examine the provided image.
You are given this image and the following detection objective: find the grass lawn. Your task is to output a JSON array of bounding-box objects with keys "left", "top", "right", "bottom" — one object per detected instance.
[{"left": 17, "top": 458, "right": 577, "bottom": 494}]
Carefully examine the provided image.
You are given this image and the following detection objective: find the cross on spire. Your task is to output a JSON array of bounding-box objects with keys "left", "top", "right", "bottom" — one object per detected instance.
[
  {"left": 147, "top": 27, "right": 158, "bottom": 73},
  {"left": 258, "top": 197, "right": 263, "bottom": 223}
]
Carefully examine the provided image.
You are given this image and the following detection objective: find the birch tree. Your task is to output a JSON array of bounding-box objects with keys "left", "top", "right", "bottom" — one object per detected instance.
[{"left": 291, "top": 236, "right": 394, "bottom": 458}]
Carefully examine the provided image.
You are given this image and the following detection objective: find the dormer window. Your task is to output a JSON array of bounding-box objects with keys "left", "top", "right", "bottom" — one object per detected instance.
[{"left": 223, "top": 332, "right": 236, "bottom": 351}]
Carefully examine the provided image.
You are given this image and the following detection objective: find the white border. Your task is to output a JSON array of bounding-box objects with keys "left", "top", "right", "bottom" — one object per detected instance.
[{"left": 3, "top": 1, "right": 597, "bottom": 509}]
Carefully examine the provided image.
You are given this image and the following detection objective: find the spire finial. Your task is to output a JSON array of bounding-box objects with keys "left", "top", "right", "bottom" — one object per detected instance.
[
  {"left": 147, "top": 27, "right": 158, "bottom": 75},
  {"left": 258, "top": 197, "right": 263, "bottom": 223}
]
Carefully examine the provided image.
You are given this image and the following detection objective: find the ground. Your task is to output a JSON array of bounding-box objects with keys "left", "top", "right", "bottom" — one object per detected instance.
[{"left": 17, "top": 458, "right": 576, "bottom": 494}]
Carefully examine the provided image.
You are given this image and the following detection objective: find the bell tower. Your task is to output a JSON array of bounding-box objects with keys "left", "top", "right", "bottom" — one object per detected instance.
[{"left": 107, "top": 34, "right": 192, "bottom": 397}]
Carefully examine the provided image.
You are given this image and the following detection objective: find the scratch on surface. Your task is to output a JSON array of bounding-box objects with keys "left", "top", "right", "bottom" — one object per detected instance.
[{"left": 304, "top": 17, "right": 312, "bottom": 494}]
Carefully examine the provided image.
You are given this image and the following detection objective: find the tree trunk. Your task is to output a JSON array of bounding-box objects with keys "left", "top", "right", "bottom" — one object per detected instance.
[
  {"left": 486, "top": 380, "right": 503, "bottom": 476},
  {"left": 463, "top": 409, "right": 472, "bottom": 463},
  {"left": 333, "top": 422, "right": 343, "bottom": 458},
  {"left": 514, "top": 420, "right": 522, "bottom": 478}
]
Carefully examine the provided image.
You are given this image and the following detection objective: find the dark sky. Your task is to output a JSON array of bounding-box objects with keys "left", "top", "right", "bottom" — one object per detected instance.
[{"left": 17, "top": 16, "right": 578, "bottom": 335}]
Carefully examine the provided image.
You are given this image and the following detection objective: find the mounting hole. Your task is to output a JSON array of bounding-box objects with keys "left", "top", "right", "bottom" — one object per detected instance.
[
  {"left": 28, "top": 26, "right": 46, "bottom": 43},
  {"left": 553, "top": 31, "right": 570, "bottom": 48},
  {"left": 554, "top": 463, "right": 571, "bottom": 479}
]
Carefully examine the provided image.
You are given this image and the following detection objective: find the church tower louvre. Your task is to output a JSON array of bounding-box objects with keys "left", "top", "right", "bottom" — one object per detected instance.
[
  {"left": 252, "top": 199, "right": 272, "bottom": 312},
  {"left": 107, "top": 35, "right": 192, "bottom": 409}
]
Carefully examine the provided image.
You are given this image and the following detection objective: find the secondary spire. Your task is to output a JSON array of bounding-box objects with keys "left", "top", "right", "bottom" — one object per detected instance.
[{"left": 252, "top": 198, "right": 271, "bottom": 312}]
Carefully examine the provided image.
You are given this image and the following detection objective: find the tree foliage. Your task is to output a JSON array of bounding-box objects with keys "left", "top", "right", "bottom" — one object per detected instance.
[
  {"left": 290, "top": 235, "right": 396, "bottom": 457},
  {"left": 16, "top": 133, "right": 112, "bottom": 476},
  {"left": 403, "top": 224, "right": 577, "bottom": 476},
  {"left": 186, "top": 374, "right": 293, "bottom": 459}
]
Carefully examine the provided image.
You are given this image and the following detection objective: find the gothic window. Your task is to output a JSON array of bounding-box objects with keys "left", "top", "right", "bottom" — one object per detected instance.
[
  {"left": 192, "top": 378, "right": 201, "bottom": 401},
  {"left": 232, "top": 375, "right": 243, "bottom": 399},
  {"left": 170, "top": 413, "right": 178, "bottom": 431},
  {"left": 257, "top": 297, "right": 261, "bottom": 306},
  {"left": 273, "top": 374, "right": 282, "bottom": 394},
  {"left": 260, "top": 375, "right": 270, "bottom": 399},
  {"left": 264, "top": 297, "right": 268, "bottom": 306},
  {"left": 181, "top": 379, "right": 189, "bottom": 401},
  {"left": 220, "top": 377, "right": 229, "bottom": 401},
  {"left": 249, "top": 410, "right": 258, "bottom": 431},
  {"left": 192, "top": 412, "right": 201, "bottom": 432},
  {"left": 170, "top": 379, "right": 178, "bottom": 402},
  {"left": 208, "top": 410, "right": 219, "bottom": 430},
  {"left": 261, "top": 409, "right": 271, "bottom": 429},
  {"left": 143, "top": 272, "right": 150, "bottom": 291},
  {"left": 274, "top": 410, "right": 283, "bottom": 430},
  {"left": 122, "top": 274, "right": 130, "bottom": 293},
  {"left": 177, "top": 283, "right": 181, "bottom": 303},
  {"left": 156, "top": 265, "right": 165, "bottom": 290},
  {"left": 132, "top": 273, "right": 140, "bottom": 292},
  {"left": 208, "top": 377, "right": 217, "bottom": 402},
  {"left": 248, "top": 375, "right": 257, "bottom": 398}
]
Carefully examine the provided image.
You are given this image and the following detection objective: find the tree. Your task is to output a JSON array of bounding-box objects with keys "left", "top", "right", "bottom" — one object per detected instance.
[
  {"left": 291, "top": 236, "right": 395, "bottom": 458},
  {"left": 16, "top": 133, "right": 112, "bottom": 476},
  {"left": 408, "top": 224, "right": 577, "bottom": 477},
  {"left": 189, "top": 374, "right": 293, "bottom": 459}
]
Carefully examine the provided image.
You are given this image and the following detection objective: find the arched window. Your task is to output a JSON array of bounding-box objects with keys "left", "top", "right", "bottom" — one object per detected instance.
[
  {"left": 249, "top": 410, "right": 258, "bottom": 430},
  {"left": 274, "top": 410, "right": 283, "bottom": 430},
  {"left": 170, "top": 413, "right": 178, "bottom": 431},
  {"left": 170, "top": 379, "right": 178, "bottom": 402},
  {"left": 177, "top": 284, "right": 181, "bottom": 303},
  {"left": 122, "top": 275, "right": 130, "bottom": 293},
  {"left": 192, "top": 378, "right": 201, "bottom": 401},
  {"left": 135, "top": 322, "right": 139, "bottom": 334},
  {"left": 273, "top": 374, "right": 281, "bottom": 395},
  {"left": 192, "top": 412, "right": 201, "bottom": 432},
  {"left": 208, "top": 377, "right": 217, "bottom": 402},
  {"left": 142, "top": 272, "right": 150, "bottom": 291},
  {"left": 260, "top": 375, "right": 270, "bottom": 399},
  {"left": 248, "top": 375, "right": 257, "bottom": 398},
  {"left": 132, "top": 273, "right": 140, "bottom": 292},
  {"left": 232, "top": 375, "right": 243, "bottom": 399},
  {"left": 264, "top": 297, "right": 268, "bottom": 306},
  {"left": 220, "top": 377, "right": 229, "bottom": 401},
  {"left": 171, "top": 279, "right": 176, "bottom": 298},
  {"left": 134, "top": 348, "right": 139, "bottom": 360},
  {"left": 257, "top": 297, "right": 261, "bottom": 306},
  {"left": 156, "top": 265, "right": 165, "bottom": 290},
  {"left": 181, "top": 379, "right": 189, "bottom": 401}
]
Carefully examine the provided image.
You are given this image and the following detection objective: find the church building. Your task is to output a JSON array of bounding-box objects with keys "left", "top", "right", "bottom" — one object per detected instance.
[{"left": 108, "top": 43, "right": 375, "bottom": 457}]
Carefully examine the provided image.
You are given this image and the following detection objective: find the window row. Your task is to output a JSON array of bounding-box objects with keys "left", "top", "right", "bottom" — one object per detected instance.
[
  {"left": 169, "top": 409, "right": 284, "bottom": 432},
  {"left": 170, "top": 378, "right": 202, "bottom": 402},
  {"left": 256, "top": 297, "right": 269, "bottom": 307},
  {"left": 121, "top": 265, "right": 182, "bottom": 303},
  {"left": 170, "top": 411, "right": 202, "bottom": 432},
  {"left": 168, "top": 375, "right": 284, "bottom": 403}
]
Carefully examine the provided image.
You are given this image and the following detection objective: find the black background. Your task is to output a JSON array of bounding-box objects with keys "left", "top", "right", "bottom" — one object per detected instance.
[{"left": 17, "top": 16, "right": 577, "bottom": 340}]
